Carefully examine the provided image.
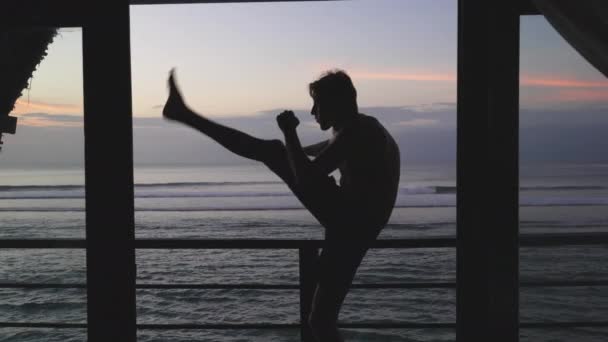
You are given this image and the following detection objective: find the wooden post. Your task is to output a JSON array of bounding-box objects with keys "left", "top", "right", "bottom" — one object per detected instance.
[
  {"left": 486, "top": 2, "right": 520, "bottom": 339},
  {"left": 82, "top": 1, "right": 136, "bottom": 341},
  {"left": 457, "top": 0, "right": 519, "bottom": 341},
  {"left": 299, "top": 247, "right": 318, "bottom": 341},
  {"left": 457, "top": 0, "right": 491, "bottom": 338}
]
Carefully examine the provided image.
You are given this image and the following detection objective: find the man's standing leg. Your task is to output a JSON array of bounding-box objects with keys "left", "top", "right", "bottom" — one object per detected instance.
[{"left": 308, "top": 245, "right": 368, "bottom": 342}]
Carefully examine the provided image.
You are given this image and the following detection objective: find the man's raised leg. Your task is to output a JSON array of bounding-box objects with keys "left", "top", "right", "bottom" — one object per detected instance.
[
  {"left": 162, "top": 70, "right": 342, "bottom": 221},
  {"left": 163, "top": 71, "right": 284, "bottom": 164}
]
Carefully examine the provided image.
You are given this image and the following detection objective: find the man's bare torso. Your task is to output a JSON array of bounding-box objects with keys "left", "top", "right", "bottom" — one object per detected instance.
[{"left": 330, "top": 113, "right": 400, "bottom": 230}]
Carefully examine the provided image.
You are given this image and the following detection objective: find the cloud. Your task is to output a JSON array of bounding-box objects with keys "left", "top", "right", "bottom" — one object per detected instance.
[
  {"left": 12, "top": 99, "right": 82, "bottom": 115},
  {"left": 395, "top": 118, "right": 440, "bottom": 128},
  {"left": 552, "top": 89, "right": 608, "bottom": 102},
  {"left": 521, "top": 87, "right": 608, "bottom": 108},
  {"left": 303, "top": 122, "right": 319, "bottom": 128},
  {"left": 402, "top": 102, "right": 456, "bottom": 113},
  {"left": 16, "top": 113, "right": 82, "bottom": 127},
  {"left": 351, "top": 71, "right": 455, "bottom": 82},
  {"left": 521, "top": 77, "right": 608, "bottom": 88},
  {"left": 4, "top": 104, "right": 608, "bottom": 167},
  {"left": 433, "top": 102, "right": 457, "bottom": 107},
  {"left": 348, "top": 68, "right": 608, "bottom": 89}
]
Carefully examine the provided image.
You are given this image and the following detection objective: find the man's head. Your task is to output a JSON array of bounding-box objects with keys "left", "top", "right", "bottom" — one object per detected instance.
[{"left": 309, "top": 69, "right": 358, "bottom": 131}]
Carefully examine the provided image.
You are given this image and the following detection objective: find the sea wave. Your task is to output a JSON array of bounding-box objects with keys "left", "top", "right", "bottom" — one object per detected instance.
[{"left": 1, "top": 183, "right": 605, "bottom": 200}]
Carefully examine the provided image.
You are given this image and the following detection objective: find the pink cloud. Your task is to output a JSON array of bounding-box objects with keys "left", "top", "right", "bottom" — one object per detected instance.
[
  {"left": 348, "top": 69, "right": 608, "bottom": 90},
  {"left": 12, "top": 99, "right": 82, "bottom": 115},
  {"left": 15, "top": 113, "right": 83, "bottom": 127},
  {"left": 17, "top": 117, "right": 82, "bottom": 128},
  {"left": 351, "top": 71, "right": 455, "bottom": 82},
  {"left": 520, "top": 77, "right": 608, "bottom": 88}
]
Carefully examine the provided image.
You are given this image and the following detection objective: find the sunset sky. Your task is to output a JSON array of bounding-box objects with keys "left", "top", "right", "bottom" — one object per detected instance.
[
  {"left": 4, "top": 0, "right": 608, "bottom": 166},
  {"left": 11, "top": 0, "right": 607, "bottom": 121}
]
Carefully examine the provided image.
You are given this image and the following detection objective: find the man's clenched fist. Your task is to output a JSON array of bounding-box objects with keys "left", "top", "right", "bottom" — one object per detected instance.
[{"left": 276, "top": 110, "right": 300, "bottom": 132}]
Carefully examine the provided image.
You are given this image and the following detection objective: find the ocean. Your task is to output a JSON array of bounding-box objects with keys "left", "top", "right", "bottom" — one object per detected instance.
[{"left": 0, "top": 163, "right": 607, "bottom": 341}]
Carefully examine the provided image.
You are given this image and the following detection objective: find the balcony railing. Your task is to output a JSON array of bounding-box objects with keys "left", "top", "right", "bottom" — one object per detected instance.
[{"left": 1, "top": 233, "right": 607, "bottom": 340}]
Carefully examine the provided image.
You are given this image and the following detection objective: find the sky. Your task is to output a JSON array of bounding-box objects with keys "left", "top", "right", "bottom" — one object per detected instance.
[{"left": 3, "top": 0, "right": 608, "bottom": 167}]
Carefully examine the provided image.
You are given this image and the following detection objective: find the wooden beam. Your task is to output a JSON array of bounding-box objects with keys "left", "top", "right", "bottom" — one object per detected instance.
[
  {"left": 487, "top": 1, "right": 520, "bottom": 340},
  {"left": 130, "top": 0, "right": 336, "bottom": 4},
  {"left": 82, "top": 1, "right": 136, "bottom": 341},
  {"left": 0, "top": 0, "right": 85, "bottom": 27},
  {"left": 457, "top": 0, "right": 491, "bottom": 339},
  {"left": 519, "top": 0, "right": 541, "bottom": 15}
]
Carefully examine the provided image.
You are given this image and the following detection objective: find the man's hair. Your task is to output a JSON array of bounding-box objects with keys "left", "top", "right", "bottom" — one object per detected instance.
[{"left": 309, "top": 69, "right": 358, "bottom": 114}]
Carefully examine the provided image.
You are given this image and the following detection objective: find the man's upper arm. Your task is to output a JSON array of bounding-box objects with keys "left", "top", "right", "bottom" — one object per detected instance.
[
  {"left": 311, "top": 133, "right": 349, "bottom": 175},
  {"left": 303, "top": 140, "right": 329, "bottom": 157}
]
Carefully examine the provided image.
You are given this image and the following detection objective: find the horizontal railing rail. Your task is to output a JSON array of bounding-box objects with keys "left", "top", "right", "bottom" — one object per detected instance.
[
  {"left": 3, "top": 280, "right": 608, "bottom": 290},
  {"left": 1, "top": 232, "right": 608, "bottom": 249},
  {"left": 1, "top": 233, "right": 607, "bottom": 337}
]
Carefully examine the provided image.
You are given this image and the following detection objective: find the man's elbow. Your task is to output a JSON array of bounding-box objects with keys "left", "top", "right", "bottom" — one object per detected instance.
[{"left": 294, "top": 167, "right": 333, "bottom": 189}]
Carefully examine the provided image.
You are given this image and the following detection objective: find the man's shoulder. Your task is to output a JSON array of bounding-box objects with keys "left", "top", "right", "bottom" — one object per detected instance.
[
  {"left": 357, "top": 112, "right": 375, "bottom": 122},
  {"left": 356, "top": 113, "right": 390, "bottom": 137},
  {"left": 352, "top": 113, "right": 374, "bottom": 129}
]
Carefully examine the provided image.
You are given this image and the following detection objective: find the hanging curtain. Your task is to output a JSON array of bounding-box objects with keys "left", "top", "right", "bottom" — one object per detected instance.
[{"left": 532, "top": 0, "right": 608, "bottom": 77}]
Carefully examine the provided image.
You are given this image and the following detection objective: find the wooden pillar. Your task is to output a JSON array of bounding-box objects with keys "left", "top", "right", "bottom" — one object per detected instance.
[
  {"left": 486, "top": 2, "right": 520, "bottom": 339},
  {"left": 82, "top": 1, "right": 136, "bottom": 341},
  {"left": 457, "top": 1, "right": 520, "bottom": 341}
]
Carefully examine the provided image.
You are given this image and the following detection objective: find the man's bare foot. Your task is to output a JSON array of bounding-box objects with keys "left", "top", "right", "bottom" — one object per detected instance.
[{"left": 163, "top": 69, "right": 190, "bottom": 122}]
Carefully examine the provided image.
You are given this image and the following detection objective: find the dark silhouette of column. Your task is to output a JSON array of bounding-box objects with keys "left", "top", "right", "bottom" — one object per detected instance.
[
  {"left": 83, "top": 1, "right": 136, "bottom": 341},
  {"left": 457, "top": 0, "right": 520, "bottom": 341}
]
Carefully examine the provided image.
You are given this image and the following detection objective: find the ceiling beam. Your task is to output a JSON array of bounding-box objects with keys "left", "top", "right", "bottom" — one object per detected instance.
[
  {"left": 519, "top": 0, "right": 540, "bottom": 15},
  {"left": 131, "top": 0, "right": 337, "bottom": 4}
]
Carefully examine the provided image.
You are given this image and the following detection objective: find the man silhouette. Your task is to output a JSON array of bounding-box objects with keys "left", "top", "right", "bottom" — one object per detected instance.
[{"left": 163, "top": 69, "right": 400, "bottom": 342}]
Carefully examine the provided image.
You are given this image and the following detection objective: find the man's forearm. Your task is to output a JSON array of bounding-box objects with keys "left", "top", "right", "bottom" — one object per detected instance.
[
  {"left": 303, "top": 140, "right": 329, "bottom": 157},
  {"left": 283, "top": 129, "right": 314, "bottom": 184}
]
